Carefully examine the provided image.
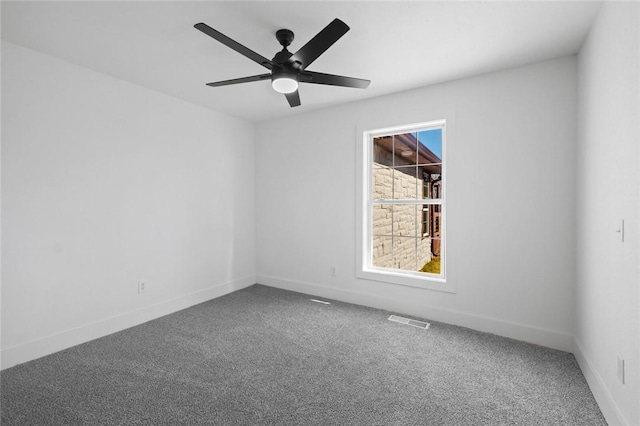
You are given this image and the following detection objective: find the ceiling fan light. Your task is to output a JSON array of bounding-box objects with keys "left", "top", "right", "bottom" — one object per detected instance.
[{"left": 271, "top": 75, "right": 298, "bottom": 94}]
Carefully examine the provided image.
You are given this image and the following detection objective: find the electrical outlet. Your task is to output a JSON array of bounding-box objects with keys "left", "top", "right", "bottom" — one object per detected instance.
[
  {"left": 617, "top": 356, "right": 625, "bottom": 384},
  {"left": 138, "top": 281, "right": 147, "bottom": 294},
  {"left": 330, "top": 266, "right": 337, "bottom": 277}
]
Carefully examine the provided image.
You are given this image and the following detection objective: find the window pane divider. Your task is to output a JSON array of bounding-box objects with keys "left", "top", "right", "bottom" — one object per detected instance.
[{"left": 371, "top": 199, "right": 443, "bottom": 205}]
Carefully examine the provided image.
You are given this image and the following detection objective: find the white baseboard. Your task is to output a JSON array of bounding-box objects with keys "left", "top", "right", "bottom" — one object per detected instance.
[
  {"left": 1, "top": 276, "right": 256, "bottom": 370},
  {"left": 257, "top": 274, "right": 575, "bottom": 352},
  {"left": 573, "top": 338, "right": 629, "bottom": 426}
]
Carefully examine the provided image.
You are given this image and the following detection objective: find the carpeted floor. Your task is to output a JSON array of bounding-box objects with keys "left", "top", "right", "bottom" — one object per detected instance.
[{"left": 1, "top": 284, "right": 606, "bottom": 425}]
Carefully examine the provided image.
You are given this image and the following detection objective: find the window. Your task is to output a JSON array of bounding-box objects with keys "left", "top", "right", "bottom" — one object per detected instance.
[{"left": 357, "top": 120, "right": 448, "bottom": 290}]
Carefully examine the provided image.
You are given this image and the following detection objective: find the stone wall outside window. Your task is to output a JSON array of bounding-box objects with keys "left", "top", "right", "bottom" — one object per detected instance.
[{"left": 371, "top": 163, "right": 433, "bottom": 271}]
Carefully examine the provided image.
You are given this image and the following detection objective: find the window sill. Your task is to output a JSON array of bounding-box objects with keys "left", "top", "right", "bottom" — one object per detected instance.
[{"left": 357, "top": 267, "right": 455, "bottom": 293}]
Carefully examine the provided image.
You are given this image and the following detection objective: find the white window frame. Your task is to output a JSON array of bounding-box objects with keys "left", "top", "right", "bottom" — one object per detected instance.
[{"left": 356, "top": 119, "right": 453, "bottom": 293}]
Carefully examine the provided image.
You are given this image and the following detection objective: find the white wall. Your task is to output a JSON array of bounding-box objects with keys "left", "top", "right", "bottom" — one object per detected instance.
[
  {"left": 1, "top": 42, "right": 256, "bottom": 368},
  {"left": 256, "top": 56, "right": 578, "bottom": 351},
  {"left": 575, "top": 2, "right": 640, "bottom": 425}
]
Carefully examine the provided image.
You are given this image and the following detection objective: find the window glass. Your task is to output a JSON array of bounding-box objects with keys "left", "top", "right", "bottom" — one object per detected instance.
[{"left": 367, "top": 122, "right": 445, "bottom": 279}]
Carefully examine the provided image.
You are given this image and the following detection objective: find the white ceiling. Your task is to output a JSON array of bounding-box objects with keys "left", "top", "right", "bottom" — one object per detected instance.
[{"left": 1, "top": 1, "right": 601, "bottom": 123}]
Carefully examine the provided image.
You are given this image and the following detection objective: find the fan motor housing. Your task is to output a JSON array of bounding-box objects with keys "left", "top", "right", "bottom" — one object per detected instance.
[
  {"left": 271, "top": 68, "right": 298, "bottom": 83},
  {"left": 272, "top": 49, "right": 293, "bottom": 66}
]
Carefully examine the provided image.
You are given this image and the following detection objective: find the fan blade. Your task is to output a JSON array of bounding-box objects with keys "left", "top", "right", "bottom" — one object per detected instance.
[
  {"left": 195, "top": 23, "right": 274, "bottom": 70},
  {"left": 206, "top": 74, "right": 271, "bottom": 87},
  {"left": 285, "top": 90, "right": 301, "bottom": 107},
  {"left": 287, "top": 18, "right": 349, "bottom": 69},
  {"left": 300, "top": 71, "right": 370, "bottom": 88}
]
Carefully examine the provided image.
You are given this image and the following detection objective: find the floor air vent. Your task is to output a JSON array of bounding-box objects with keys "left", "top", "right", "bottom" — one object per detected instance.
[{"left": 388, "top": 315, "right": 430, "bottom": 329}]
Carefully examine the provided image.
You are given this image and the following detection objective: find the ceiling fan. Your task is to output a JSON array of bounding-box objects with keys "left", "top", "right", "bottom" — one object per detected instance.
[{"left": 194, "top": 18, "right": 370, "bottom": 107}]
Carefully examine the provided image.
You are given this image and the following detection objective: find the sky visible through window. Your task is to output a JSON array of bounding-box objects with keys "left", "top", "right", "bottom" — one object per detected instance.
[{"left": 418, "top": 129, "right": 442, "bottom": 159}]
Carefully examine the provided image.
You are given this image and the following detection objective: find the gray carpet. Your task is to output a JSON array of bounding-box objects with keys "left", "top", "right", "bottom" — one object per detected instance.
[{"left": 1, "top": 284, "right": 606, "bottom": 425}]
